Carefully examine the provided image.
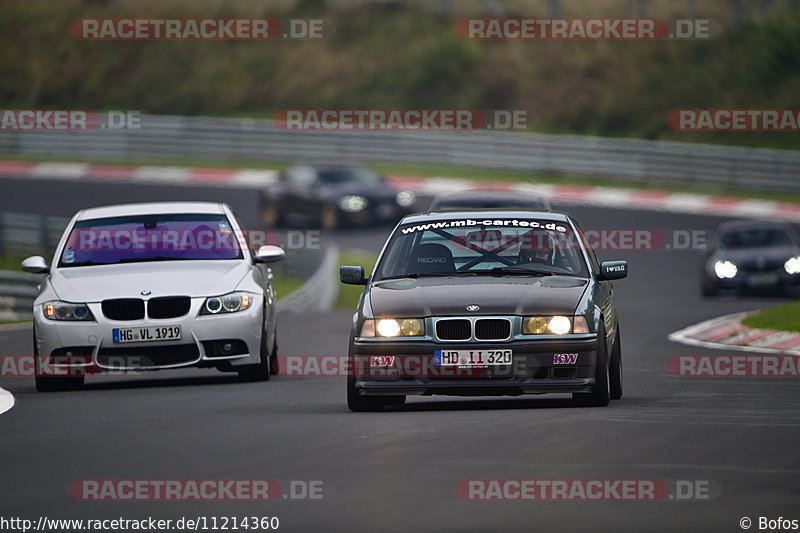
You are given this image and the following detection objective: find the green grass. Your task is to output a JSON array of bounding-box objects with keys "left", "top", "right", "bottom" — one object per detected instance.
[
  {"left": 272, "top": 275, "right": 306, "bottom": 302},
  {"left": 2, "top": 1, "right": 800, "bottom": 151},
  {"left": 0, "top": 255, "right": 27, "bottom": 271},
  {"left": 335, "top": 249, "right": 377, "bottom": 310},
  {"left": 741, "top": 301, "right": 800, "bottom": 334}
]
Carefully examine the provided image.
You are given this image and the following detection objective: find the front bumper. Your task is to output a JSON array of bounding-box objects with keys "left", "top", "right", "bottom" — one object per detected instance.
[
  {"left": 709, "top": 270, "right": 800, "bottom": 294},
  {"left": 33, "top": 297, "right": 264, "bottom": 373},
  {"left": 350, "top": 336, "right": 599, "bottom": 396}
]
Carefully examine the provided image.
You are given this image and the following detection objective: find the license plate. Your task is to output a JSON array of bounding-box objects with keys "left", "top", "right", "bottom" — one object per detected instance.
[
  {"left": 434, "top": 349, "right": 512, "bottom": 367},
  {"left": 748, "top": 273, "right": 779, "bottom": 287},
  {"left": 113, "top": 325, "right": 182, "bottom": 343}
]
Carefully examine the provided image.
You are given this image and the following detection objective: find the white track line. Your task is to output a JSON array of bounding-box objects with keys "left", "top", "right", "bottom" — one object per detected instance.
[
  {"left": 668, "top": 311, "right": 800, "bottom": 356},
  {"left": 0, "top": 387, "right": 14, "bottom": 415}
]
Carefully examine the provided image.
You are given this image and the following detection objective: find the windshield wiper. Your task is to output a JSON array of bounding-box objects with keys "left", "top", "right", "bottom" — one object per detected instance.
[
  {"left": 489, "top": 266, "right": 554, "bottom": 277},
  {"left": 379, "top": 272, "right": 478, "bottom": 281}
]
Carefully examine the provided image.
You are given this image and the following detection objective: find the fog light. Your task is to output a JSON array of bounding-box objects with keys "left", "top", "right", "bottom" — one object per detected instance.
[{"left": 222, "top": 342, "right": 233, "bottom": 354}]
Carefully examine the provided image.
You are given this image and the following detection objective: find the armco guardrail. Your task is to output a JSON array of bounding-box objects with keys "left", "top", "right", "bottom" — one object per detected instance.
[
  {"left": 1, "top": 114, "right": 800, "bottom": 193},
  {"left": 0, "top": 271, "right": 43, "bottom": 322},
  {"left": 0, "top": 246, "right": 338, "bottom": 322}
]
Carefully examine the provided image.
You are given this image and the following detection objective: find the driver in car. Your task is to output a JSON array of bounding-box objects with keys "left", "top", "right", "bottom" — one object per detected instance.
[{"left": 518, "top": 232, "right": 556, "bottom": 266}]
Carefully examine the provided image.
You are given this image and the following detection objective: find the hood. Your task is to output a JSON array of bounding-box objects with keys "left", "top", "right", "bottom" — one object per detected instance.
[
  {"left": 368, "top": 276, "right": 588, "bottom": 317},
  {"left": 713, "top": 246, "right": 799, "bottom": 271},
  {"left": 50, "top": 260, "right": 251, "bottom": 302}
]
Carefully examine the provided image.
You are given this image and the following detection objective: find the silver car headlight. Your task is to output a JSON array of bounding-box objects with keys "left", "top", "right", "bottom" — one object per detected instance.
[
  {"left": 338, "top": 195, "right": 368, "bottom": 213},
  {"left": 714, "top": 260, "right": 738, "bottom": 279},
  {"left": 785, "top": 256, "right": 800, "bottom": 275},
  {"left": 396, "top": 190, "right": 416, "bottom": 207},
  {"left": 43, "top": 301, "right": 94, "bottom": 321},
  {"left": 200, "top": 292, "right": 254, "bottom": 315}
]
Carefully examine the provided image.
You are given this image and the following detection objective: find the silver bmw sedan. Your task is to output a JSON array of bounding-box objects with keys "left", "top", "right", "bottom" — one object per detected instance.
[{"left": 21, "top": 202, "right": 285, "bottom": 391}]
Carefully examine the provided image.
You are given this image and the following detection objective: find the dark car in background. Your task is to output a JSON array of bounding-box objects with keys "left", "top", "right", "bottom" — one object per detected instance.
[
  {"left": 702, "top": 220, "right": 800, "bottom": 297},
  {"left": 260, "top": 163, "right": 417, "bottom": 230},
  {"left": 340, "top": 210, "right": 628, "bottom": 411},
  {"left": 429, "top": 190, "right": 551, "bottom": 211}
]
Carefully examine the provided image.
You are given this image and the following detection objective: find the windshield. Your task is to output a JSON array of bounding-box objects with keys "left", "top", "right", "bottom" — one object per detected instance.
[
  {"left": 375, "top": 217, "right": 589, "bottom": 280},
  {"left": 317, "top": 167, "right": 381, "bottom": 185},
  {"left": 718, "top": 227, "right": 793, "bottom": 250},
  {"left": 58, "top": 213, "right": 243, "bottom": 267}
]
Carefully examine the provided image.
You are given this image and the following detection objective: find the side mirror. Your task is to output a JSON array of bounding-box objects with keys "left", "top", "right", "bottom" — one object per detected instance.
[
  {"left": 340, "top": 266, "right": 367, "bottom": 285},
  {"left": 21, "top": 255, "right": 50, "bottom": 274},
  {"left": 253, "top": 245, "right": 285, "bottom": 264},
  {"left": 598, "top": 260, "right": 628, "bottom": 281}
]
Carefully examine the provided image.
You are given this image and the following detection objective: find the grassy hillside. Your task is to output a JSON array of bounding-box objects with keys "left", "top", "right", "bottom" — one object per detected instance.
[{"left": 2, "top": 0, "right": 799, "bottom": 149}]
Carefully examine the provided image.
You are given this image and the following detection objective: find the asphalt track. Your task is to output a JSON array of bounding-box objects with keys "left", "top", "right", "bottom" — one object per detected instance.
[{"left": 0, "top": 176, "right": 799, "bottom": 533}]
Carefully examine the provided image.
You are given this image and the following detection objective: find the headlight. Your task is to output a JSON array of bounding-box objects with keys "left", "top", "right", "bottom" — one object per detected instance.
[
  {"left": 714, "top": 260, "right": 738, "bottom": 279},
  {"left": 785, "top": 256, "right": 800, "bottom": 275},
  {"left": 200, "top": 292, "right": 254, "bottom": 315},
  {"left": 42, "top": 301, "right": 94, "bottom": 321},
  {"left": 396, "top": 190, "right": 416, "bottom": 207},
  {"left": 338, "top": 195, "right": 367, "bottom": 213},
  {"left": 360, "top": 318, "right": 425, "bottom": 337},
  {"left": 522, "top": 315, "right": 589, "bottom": 335}
]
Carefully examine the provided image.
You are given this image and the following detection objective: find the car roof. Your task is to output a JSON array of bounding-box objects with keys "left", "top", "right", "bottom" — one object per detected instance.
[
  {"left": 433, "top": 190, "right": 546, "bottom": 202},
  {"left": 401, "top": 210, "right": 570, "bottom": 225},
  {"left": 77, "top": 202, "right": 226, "bottom": 220}
]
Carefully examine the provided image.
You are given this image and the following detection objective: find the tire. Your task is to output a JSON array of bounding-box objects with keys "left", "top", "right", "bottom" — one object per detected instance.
[
  {"left": 573, "top": 323, "right": 611, "bottom": 407},
  {"left": 269, "top": 340, "right": 280, "bottom": 376},
  {"left": 347, "top": 376, "right": 386, "bottom": 412},
  {"left": 238, "top": 323, "right": 271, "bottom": 382},
  {"left": 262, "top": 201, "right": 281, "bottom": 227},
  {"left": 320, "top": 204, "right": 339, "bottom": 231},
  {"left": 609, "top": 325, "right": 623, "bottom": 400},
  {"left": 34, "top": 327, "right": 84, "bottom": 392}
]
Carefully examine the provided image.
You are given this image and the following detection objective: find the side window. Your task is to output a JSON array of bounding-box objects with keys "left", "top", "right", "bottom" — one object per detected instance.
[{"left": 572, "top": 220, "right": 600, "bottom": 275}]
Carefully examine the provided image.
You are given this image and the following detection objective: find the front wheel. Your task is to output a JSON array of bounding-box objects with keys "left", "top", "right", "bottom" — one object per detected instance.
[
  {"left": 609, "top": 325, "right": 623, "bottom": 400},
  {"left": 238, "top": 324, "right": 271, "bottom": 382},
  {"left": 347, "top": 376, "right": 386, "bottom": 412},
  {"left": 573, "top": 323, "right": 611, "bottom": 407},
  {"left": 262, "top": 201, "right": 281, "bottom": 227},
  {"left": 320, "top": 204, "right": 339, "bottom": 231}
]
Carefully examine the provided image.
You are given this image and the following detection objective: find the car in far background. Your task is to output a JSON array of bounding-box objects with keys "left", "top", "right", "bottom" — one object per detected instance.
[
  {"left": 702, "top": 220, "right": 800, "bottom": 297},
  {"left": 429, "top": 190, "right": 551, "bottom": 212},
  {"left": 260, "top": 163, "right": 417, "bottom": 230},
  {"left": 22, "top": 202, "right": 285, "bottom": 391}
]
